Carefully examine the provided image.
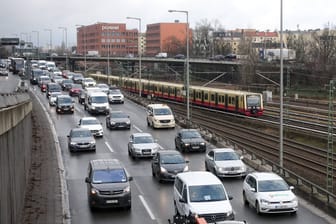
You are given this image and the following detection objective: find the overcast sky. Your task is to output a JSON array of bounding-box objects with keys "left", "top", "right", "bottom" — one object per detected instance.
[{"left": 0, "top": 0, "right": 335, "bottom": 49}]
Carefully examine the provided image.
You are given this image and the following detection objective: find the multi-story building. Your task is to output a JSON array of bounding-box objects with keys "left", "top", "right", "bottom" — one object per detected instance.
[
  {"left": 76, "top": 22, "right": 138, "bottom": 57},
  {"left": 146, "top": 22, "right": 192, "bottom": 56}
]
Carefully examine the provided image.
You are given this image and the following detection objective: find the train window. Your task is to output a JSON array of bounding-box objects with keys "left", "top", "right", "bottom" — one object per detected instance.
[
  {"left": 204, "top": 93, "right": 208, "bottom": 100},
  {"left": 211, "top": 94, "right": 214, "bottom": 101}
]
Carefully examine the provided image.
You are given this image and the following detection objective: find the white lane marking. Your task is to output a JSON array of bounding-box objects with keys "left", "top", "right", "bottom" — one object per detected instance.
[
  {"left": 139, "top": 195, "right": 156, "bottom": 220},
  {"left": 133, "top": 125, "right": 143, "bottom": 132},
  {"left": 105, "top": 141, "right": 114, "bottom": 152}
]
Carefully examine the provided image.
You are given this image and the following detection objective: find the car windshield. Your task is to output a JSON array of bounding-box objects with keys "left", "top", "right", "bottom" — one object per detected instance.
[
  {"left": 215, "top": 152, "right": 240, "bottom": 161},
  {"left": 92, "top": 169, "right": 127, "bottom": 184},
  {"left": 111, "top": 112, "right": 128, "bottom": 118},
  {"left": 134, "top": 136, "right": 154, "bottom": 144},
  {"left": 153, "top": 108, "right": 172, "bottom": 116},
  {"left": 97, "top": 84, "right": 108, "bottom": 88},
  {"left": 189, "top": 184, "right": 226, "bottom": 202},
  {"left": 73, "top": 73, "right": 83, "bottom": 78},
  {"left": 51, "top": 92, "right": 61, "bottom": 97},
  {"left": 85, "top": 78, "right": 94, "bottom": 82},
  {"left": 82, "top": 119, "right": 100, "bottom": 125},
  {"left": 63, "top": 79, "right": 73, "bottom": 84},
  {"left": 109, "top": 89, "right": 121, "bottom": 94},
  {"left": 58, "top": 97, "right": 72, "bottom": 104},
  {"left": 246, "top": 95, "right": 261, "bottom": 107},
  {"left": 161, "top": 154, "right": 185, "bottom": 164},
  {"left": 71, "top": 84, "right": 82, "bottom": 89},
  {"left": 71, "top": 130, "right": 92, "bottom": 138},
  {"left": 181, "top": 130, "right": 201, "bottom": 139},
  {"left": 258, "top": 179, "right": 289, "bottom": 192},
  {"left": 92, "top": 96, "right": 107, "bottom": 103}
]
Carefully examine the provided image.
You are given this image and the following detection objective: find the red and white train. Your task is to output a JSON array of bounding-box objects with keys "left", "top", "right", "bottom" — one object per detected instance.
[{"left": 91, "top": 74, "right": 264, "bottom": 117}]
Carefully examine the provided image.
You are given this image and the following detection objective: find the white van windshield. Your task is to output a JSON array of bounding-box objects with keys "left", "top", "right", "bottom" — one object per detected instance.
[{"left": 189, "top": 184, "right": 226, "bottom": 202}]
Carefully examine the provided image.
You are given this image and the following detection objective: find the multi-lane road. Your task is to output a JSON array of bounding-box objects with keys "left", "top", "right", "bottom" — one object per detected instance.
[{"left": 1, "top": 73, "right": 335, "bottom": 224}]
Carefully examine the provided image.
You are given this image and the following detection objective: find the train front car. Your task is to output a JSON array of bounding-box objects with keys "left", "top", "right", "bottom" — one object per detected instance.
[{"left": 244, "top": 93, "right": 263, "bottom": 116}]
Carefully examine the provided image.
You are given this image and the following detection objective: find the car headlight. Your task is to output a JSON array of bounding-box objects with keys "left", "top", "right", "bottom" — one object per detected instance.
[
  {"left": 134, "top": 148, "right": 141, "bottom": 152},
  {"left": 160, "top": 167, "right": 167, "bottom": 173},
  {"left": 153, "top": 147, "right": 159, "bottom": 153},
  {"left": 90, "top": 188, "right": 98, "bottom": 195},
  {"left": 99, "top": 128, "right": 103, "bottom": 132},
  {"left": 70, "top": 142, "right": 76, "bottom": 145},
  {"left": 260, "top": 199, "right": 270, "bottom": 204},
  {"left": 126, "top": 121, "right": 130, "bottom": 124},
  {"left": 110, "top": 121, "right": 116, "bottom": 125},
  {"left": 92, "top": 106, "right": 96, "bottom": 109},
  {"left": 90, "top": 140, "right": 95, "bottom": 145},
  {"left": 184, "top": 143, "right": 190, "bottom": 147},
  {"left": 218, "top": 167, "right": 224, "bottom": 172},
  {"left": 123, "top": 186, "right": 131, "bottom": 193},
  {"left": 200, "top": 142, "right": 205, "bottom": 145},
  {"left": 183, "top": 166, "right": 189, "bottom": 172}
]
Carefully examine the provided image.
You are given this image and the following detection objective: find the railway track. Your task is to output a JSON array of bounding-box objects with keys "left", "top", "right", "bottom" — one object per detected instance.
[{"left": 126, "top": 92, "right": 336, "bottom": 192}]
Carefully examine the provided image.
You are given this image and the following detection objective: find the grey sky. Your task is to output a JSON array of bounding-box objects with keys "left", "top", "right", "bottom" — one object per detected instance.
[{"left": 0, "top": 0, "right": 334, "bottom": 49}]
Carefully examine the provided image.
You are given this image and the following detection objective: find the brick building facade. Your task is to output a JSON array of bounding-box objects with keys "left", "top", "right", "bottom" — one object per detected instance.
[{"left": 76, "top": 23, "right": 138, "bottom": 57}]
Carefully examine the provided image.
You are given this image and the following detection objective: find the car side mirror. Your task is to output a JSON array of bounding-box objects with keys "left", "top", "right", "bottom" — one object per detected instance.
[
  {"left": 185, "top": 160, "right": 190, "bottom": 163},
  {"left": 228, "top": 195, "right": 233, "bottom": 200},
  {"left": 128, "top": 176, "right": 133, "bottom": 181},
  {"left": 67, "top": 135, "right": 69, "bottom": 138},
  {"left": 289, "top": 186, "right": 294, "bottom": 190},
  {"left": 179, "top": 197, "right": 186, "bottom": 203},
  {"left": 85, "top": 177, "right": 91, "bottom": 183},
  {"left": 250, "top": 187, "right": 256, "bottom": 192},
  {"left": 154, "top": 139, "right": 158, "bottom": 142},
  {"left": 240, "top": 156, "right": 244, "bottom": 160}
]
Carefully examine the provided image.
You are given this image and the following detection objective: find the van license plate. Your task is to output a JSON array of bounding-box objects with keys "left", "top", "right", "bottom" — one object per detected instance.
[{"left": 106, "top": 200, "right": 118, "bottom": 204}]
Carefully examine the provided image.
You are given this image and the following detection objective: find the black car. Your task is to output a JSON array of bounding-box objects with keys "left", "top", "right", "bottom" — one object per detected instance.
[
  {"left": 61, "top": 79, "right": 74, "bottom": 91},
  {"left": 175, "top": 129, "right": 207, "bottom": 152},
  {"left": 30, "top": 68, "right": 44, "bottom": 85},
  {"left": 106, "top": 111, "right": 131, "bottom": 130},
  {"left": 72, "top": 73, "right": 84, "bottom": 84},
  {"left": 67, "top": 128, "right": 96, "bottom": 152},
  {"left": 55, "top": 95, "right": 74, "bottom": 114},
  {"left": 151, "top": 150, "right": 189, "bottom": 182},
  {"left": 174, "top": 54, "right": 185, "bottom": 59},
  {"left": 85, "top": 159, "right": 133, "bottom": 210},
  {"left": 46, "top": 83, "right": 62, "bottom": 99}
]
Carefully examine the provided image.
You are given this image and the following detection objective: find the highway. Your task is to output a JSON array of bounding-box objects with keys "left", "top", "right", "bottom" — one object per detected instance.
[{"left": 1, "top": 72, "right": 334, "bottom": 224}]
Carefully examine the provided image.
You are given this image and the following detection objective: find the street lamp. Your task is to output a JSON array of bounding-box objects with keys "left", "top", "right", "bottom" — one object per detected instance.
[
  {"left": 168, "top": 9, "right": 190, "bottom": 125},
  {"left": 59, "top": 27, "right": 68, "bottom": 69},
  {"left": 76, "top": 24, "right": 87, "bottom": 74},
  {"left": 126, "top": 16, "right": 142, "bottom": 97},
  {"left": 32, "top": 30, "right": 39, "bottom": 59},
  {"left": 44, "top": 28, "right": 52, "bottom": 59},
  {"left": 279, "top": 0, "right": 284, "bottom": 170}
]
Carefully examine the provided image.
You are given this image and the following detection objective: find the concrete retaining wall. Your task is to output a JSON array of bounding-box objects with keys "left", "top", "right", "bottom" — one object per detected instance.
[{"left": 0, "top": 93, "right": 32, "bottom": 224}]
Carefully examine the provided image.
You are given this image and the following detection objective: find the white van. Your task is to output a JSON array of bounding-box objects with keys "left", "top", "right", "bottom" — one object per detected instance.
[
  {"left": 173, "top": 171, "right": 234, "bottom": 223},
  {"left": 84, "top": 91, "right": 109, "bottom": 115},
  {"left": 146, "top": 104, "right": 175, "bottom": 128}
]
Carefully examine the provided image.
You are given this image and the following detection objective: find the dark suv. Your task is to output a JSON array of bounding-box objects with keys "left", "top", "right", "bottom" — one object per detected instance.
[
  {"left": 55, "top": 95, "right": 74, "bottom": 114},
  {"left": 85, "top": 159, "right": 133, "bottom": 210}
]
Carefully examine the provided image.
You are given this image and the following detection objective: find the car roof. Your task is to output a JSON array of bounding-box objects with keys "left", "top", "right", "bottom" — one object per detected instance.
[
  {"left": 71, "top": 127, "right": 91, "bottom": 132},
  {"left": 147, "top": 104, "right": 170, "bottom": 109},
  {"left": 89, "top": 91, "right": 107, "bottom": 96},
  {"left": 132, "top": 132, "right": 152, "bottom": 137},
  {"left": 81, "top": 117, "right": 98, "bottom": 121},
  {"left": 176, "top": 171, "right": 221, "bottom": 186},
  {"left": 90, "top": 159, "right": 123, "bottom": 170},
  {"left": 180, "top": 129, "right": 198, "bottom": 132},
  {"left": 211, "top": 148, "right": 235, "bottom": 153},
  {"left": 158, "top": 150, "right": 182, "bottom": 156},
  {"left": 249, "top": 172, "right": 283, "bottom": 181},
  {"left": 57, "top": 94, "right": 71, "bottom": 98}
]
